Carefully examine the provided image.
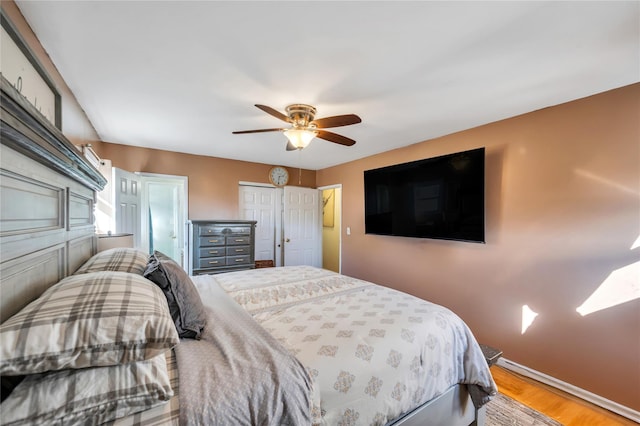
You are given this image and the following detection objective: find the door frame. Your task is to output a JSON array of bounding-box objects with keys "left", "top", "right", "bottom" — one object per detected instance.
[
  {"left": 318, "top": 183, "right": 342, "bottom": 273},
  {"left": 139, "top": 172, "right": 189, "bottom": 266}
]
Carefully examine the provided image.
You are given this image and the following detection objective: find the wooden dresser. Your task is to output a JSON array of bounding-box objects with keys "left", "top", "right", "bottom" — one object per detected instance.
[{"left": 189, "top": 220, "right": 257, "bottom": 275}]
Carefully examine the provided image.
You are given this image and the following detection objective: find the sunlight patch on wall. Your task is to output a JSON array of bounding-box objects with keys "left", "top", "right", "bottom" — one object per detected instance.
[
  {"left": 573, "top": 168, "right": 640, "bottom": 197},
  {"left": 521, "top": 304, "right": 539, "bottom": 334},
  {"left": 576, "top": 261, "right": 640, "bottom": 316}
]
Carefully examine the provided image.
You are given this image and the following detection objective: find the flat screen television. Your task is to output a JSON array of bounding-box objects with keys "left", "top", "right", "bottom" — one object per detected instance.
[{"left": 364, "top": 147, "right": 485, "bottom": 243}]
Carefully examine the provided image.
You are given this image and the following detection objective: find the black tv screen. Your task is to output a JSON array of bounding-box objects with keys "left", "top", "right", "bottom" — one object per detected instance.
[{"left": 364, "top": 147, "right": 485, "bottom": 243}]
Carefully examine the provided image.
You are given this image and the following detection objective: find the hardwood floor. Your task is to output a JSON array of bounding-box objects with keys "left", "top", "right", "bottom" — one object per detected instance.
[{"left": 490, "top": 366, "right": 637, "bottom": 426}]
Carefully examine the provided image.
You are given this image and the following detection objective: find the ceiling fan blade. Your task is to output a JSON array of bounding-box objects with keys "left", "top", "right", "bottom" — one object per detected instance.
[
  {"left": 316, "top": 130, "right": 356, "bottom": 146},
  {"left": 285, "top": 141, "right": 298, "bottom": 151},
  {"left": 311, "top": 114, "right": 361, "bottom": 128},
  {"left": 255, "top": 104, "right": 292, "bottom": 123},
  {"left": 232, "top": 128, "right": 285, "bottom": 134}
]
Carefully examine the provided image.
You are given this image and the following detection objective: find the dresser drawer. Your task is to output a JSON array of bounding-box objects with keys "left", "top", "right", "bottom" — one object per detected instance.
[
  {"left": 226, "top": 245, "right": 250, "bottom": 256},
  {"left": 227, "top": 255, "right": 250, "bottom": 265},
  {"left": 199, "top": 225, "right": 251, "bottom": 236},
  {"left": 198, "top": 236, "right": 225, "bottom": 247},
  {"left": 226, "top": 236, "right": 250, "bottom": 245},
  {"left": 199, "top": 247, "right": 225, "bottom": 258},
  {"left": 224, "top": 226, "right": 251, "bottom": 235},
  {"left": 198, "top": 257, "right": 226, "bottom": 268},
  {"left": 198, "top": 226, "right": 225, "bottom": 237}
]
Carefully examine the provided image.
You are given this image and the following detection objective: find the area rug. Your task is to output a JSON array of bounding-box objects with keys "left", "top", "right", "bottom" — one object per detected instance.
[{"left": 486, "top": 393, "right": 563, "bottom": 426}]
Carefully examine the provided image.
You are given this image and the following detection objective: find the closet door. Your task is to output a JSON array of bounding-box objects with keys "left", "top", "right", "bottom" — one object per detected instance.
[
  {"left": 283, "top": 186, "right": 321, "bottom": 267},
  {"left": 239, "top": 185, "right": 276, "bottom": 262}
]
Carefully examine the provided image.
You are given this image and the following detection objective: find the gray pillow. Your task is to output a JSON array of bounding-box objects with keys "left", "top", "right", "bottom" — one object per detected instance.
[{"left": 144, "top": 251, "right": 207, "bottom": 339}]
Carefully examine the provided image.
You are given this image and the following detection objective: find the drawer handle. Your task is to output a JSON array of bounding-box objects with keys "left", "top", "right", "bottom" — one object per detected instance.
[
  {"left": 234, "top": 239, "right": 244, "bottom": 242},
  {"left": 208, "top": 239, "right": 220, "bottom": 243},
  {"left": 235, "top": 249, "right": 243, "bottom": 252},
  {"left": 209, "top": 251, "right": 218, "bottom": 254},
  {"left": 235, "top": 259, "right": 244, "bottom": 262},
  {"left": 209, "top": 261, "right": 219, "bottom": 264}
]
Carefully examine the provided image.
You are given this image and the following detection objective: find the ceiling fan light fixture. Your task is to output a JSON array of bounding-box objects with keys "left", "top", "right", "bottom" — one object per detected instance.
[
  {"left": 284, "top": 128, "right": 318, "bottom": 149},
  {"left": 233, "top": 103, "right": 360, "bottom": 150}
]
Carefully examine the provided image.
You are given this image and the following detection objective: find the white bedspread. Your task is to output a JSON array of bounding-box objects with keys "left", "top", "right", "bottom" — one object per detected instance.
[{"left": 194, "top": 266, "right": 497, "bottom": 426}]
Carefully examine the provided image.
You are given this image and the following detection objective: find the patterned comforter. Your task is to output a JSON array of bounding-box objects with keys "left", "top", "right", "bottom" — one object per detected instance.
[{"left": 196, "top": 266, "right": 497, "bottom": 426}]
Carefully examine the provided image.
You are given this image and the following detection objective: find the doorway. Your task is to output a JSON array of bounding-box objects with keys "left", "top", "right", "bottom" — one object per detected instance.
[
  {"left": 140, "top": 173, "right": 188, "bottom": 267},
  {"left": 320, "top": 185, "right": 342, "bottom": 273}
]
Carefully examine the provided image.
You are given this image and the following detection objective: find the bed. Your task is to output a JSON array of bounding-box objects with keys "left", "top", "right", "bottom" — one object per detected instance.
[
  {"left": 0, "top": 75, "right": 496, "bottom": 425},
  {"left": 190, "top": 266, "right": 497, "bottom": 426}
]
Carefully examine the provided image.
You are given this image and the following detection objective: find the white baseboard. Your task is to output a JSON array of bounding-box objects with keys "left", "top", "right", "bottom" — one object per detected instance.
[{"left": 496, "top": 357, "right": 640, "bottom": 423}]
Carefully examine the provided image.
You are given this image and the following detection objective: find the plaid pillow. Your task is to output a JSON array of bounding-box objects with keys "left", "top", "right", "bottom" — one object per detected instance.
[
  {"left": 109, "top": 348, "right": 180, "bottom": 425},
  {"left": 0, "top": 271, "right": 179, "bottom": 375},
  {"left": 1, "top": 351, "right": 174, "bottom": 425},
  {"left": 74, "top": 248, "right": 149, "bottom": 275}
]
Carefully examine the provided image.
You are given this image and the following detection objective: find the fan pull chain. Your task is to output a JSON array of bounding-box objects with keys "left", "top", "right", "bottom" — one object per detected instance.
[{"left": 298, "top": 148, "right": 302, "bottom": 185}]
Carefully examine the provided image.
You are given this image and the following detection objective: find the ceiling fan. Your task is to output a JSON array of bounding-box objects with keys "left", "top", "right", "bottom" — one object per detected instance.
[{"left": 233, "top": 104, "right": 361, "bottom": 151}]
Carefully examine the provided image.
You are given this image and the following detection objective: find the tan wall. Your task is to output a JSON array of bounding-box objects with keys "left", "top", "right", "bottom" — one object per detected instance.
[
  {"left": 93, "top": 142, "right": 316, "bottom": 219},
  {"left": 317, "top": 83, "right": 640, "bottom": 411}
]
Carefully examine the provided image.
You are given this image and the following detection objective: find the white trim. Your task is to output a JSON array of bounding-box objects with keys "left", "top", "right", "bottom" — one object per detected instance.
[
  {"left": 317, "top": 184, "right": 341, "bottom": 190},
  {"left": 239, "top": 180, "right": 275, "bottom": 188},
  {"left": 497, "top": 357, "right": 640, "bottom": 423},
  {"left": 137, "top": 173, "right": 189, "bottom": 268}
]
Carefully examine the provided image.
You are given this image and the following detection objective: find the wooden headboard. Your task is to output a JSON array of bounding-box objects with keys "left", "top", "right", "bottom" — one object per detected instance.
[{"left": 0, "top": 76, "right": 107, "bottom": 323}]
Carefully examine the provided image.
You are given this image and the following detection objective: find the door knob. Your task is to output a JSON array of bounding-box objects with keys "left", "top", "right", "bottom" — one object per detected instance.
[{"left": 285, "top": 238, "right": 290, "bottom": 243}]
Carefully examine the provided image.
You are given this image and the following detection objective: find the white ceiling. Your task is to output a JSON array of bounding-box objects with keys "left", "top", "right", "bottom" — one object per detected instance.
[{"left": 15, "top": 1, "right": 639, "bottom": 170}]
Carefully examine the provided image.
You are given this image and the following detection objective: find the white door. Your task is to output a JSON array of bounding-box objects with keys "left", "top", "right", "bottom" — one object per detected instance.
[
  {"left": 283, "top": 186, "right": 322, "bottom": 267},
  {"left": 142, "top": 174, "right": 188, "bottom": 267},
  {"left": 239, "top": 185, "right": 276, "bottom": 261},
  {"left": 113, "top": 167, "right": 141, "bottom": 248}
]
